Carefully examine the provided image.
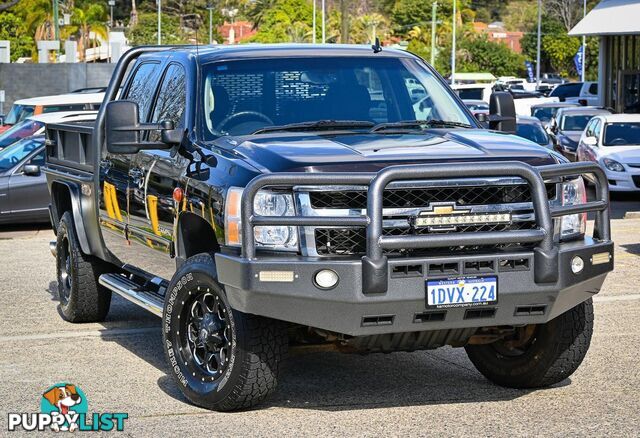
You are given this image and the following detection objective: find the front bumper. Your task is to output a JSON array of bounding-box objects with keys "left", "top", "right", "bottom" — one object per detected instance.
[
  {"left": 216, "top": 238, "right": 613, "bottom": 336},
  {"left": 604, "top": 167, "right": 640, "bottom": 192},
  {"left": 218, "top": 161, "right": 613, "bottom": 336}
]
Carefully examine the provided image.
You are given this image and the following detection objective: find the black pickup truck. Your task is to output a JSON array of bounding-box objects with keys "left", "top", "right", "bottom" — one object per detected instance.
[{"left": 44, "top": 45, "right": 613, "bottom": 411}]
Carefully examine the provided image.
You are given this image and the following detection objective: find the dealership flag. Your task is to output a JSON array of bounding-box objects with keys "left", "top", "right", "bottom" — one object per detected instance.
[
  {"left": 574, "top": 45, "right": 584, "bottom": 75},
  {"left": 525, "top": 61, "right": 535, "bottom": 83}
]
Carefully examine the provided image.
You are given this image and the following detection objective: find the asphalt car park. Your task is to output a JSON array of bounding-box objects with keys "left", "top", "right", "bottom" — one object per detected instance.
[{"left": 0, "top": 195, "right": 638, "bottom": 436}]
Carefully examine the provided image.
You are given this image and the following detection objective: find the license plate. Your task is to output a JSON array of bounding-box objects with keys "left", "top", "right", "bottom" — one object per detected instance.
[{"left": 426, "top": 276, "right": 498, "bottom": 308}]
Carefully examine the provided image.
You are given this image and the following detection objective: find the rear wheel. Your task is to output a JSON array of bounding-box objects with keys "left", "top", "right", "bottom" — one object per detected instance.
[
  {"left": 465, "top": 298, "right": 594, "bottom": 388},
  {"left": 162, "top": 253, "right": 288, "bottom": 411},
  {"left": 56, "top": 211, "right": 111, "bottom": 322}
]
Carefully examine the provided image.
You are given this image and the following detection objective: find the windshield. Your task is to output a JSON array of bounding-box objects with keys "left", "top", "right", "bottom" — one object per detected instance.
[
  {"left": 0, "top": 119, "right": 44, "bottom": 149},
  {"left": 516, "top": 122, "right": 549, "bottom": 145},
  {"left": 531, "top": 107, "right": 557, "bottom": 122},
  {"left": 201, "top": 56, "right": 474, "bottom": 138},
  {"left": 0, "top": 136, "right": 43, "bottom": 171},
  {"left": 4, "top": 104, "right": 35, "bottom": 125},
  {"left": 561, "top": 114, "right": 593, "bottom": 131},
  {"left": 603, "top": 122, "right": 640, "bottom": 146}
]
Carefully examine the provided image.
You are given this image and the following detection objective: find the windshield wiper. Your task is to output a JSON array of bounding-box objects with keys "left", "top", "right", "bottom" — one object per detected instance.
[
  {"left": 252, "top": 120, "right": 374, "bottom": 135},
  {"left": 371, "top": 119, "right": 473, "bottom": 133}
]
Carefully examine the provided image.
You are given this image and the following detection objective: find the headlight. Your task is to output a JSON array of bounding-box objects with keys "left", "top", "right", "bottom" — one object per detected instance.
[
  {"left": 224, "top": 187, "right": 299, "bottom": 251},
  {"left": 558, "top": 177, "right": 587, "bottom": 241},
  {"left": 602, "top": 158, "right": 625, "bottom": 172}
]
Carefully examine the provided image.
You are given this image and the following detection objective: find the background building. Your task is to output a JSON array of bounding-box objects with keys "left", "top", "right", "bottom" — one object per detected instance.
[{"left": 570, "top": 0, "right": 640, "bottom": 113}]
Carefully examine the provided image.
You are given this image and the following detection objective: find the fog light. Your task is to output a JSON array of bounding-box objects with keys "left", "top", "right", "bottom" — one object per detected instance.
[
  {"left": 571, "top": 256, "right": 584, "bottom": 274},
  {"left": 314, "top": 269, "right": 339, "bottom": 289}
]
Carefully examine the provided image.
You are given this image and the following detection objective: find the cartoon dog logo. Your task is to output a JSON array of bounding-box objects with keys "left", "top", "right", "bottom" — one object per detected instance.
[{"left": 42, "top": 384, "right": 82, "bottom": 431}]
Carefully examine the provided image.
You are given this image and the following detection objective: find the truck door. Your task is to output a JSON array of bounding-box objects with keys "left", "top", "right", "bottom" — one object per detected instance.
[
  {"left": 127, "top": 63, "right": 190, "bottom": 279},
  {"left": 99, "top": 61, "right": 162, "bottom": 267}
]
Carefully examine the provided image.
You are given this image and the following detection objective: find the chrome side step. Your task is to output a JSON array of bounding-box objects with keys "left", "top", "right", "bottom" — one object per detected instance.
[
  {"left": 49, "top": 241, "right": 57, "bottom": 258},
  {"left": 98, "top": 273, "right": 164, "bottom": 317}
]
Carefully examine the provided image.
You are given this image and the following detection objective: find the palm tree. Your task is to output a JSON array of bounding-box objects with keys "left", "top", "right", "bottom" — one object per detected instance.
[
  {"left": 24, "top": 0, "right": 55, "bottom": 41},
  {"left": 247, "top": 0, "right": 276, "bottom": 29},
  {"left": 72, "top": 4, "right": 108, "bottom": 62},
  {"left": 286, "top": 22, "right": 311, "bottom": 43}
]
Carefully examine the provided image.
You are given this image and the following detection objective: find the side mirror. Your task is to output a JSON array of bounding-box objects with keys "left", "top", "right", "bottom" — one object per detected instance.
[
  {"left": 23, "top": 164, "right": 41, "bottom": 176},
  {"left": 489, "top": 92, "right": 516, "bottom": 133},
  {"left": 583, "top": 136, "right": 597, "bottom": 147},
  {"left": 106, "top": 100, "right": 180, "bottom": 154}
]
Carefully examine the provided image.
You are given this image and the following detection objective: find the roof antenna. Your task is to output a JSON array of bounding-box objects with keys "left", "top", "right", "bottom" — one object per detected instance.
[{"left": 371, "top": 37, "right": 382, "bottom": 53}]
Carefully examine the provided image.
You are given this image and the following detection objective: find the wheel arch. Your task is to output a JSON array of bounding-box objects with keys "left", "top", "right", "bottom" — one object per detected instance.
[
  {"left": 50, "top": 181, "right": 91, "bottom": 254},
  {"left": 175, "top": 212, "right": 221, "bottom": 268}
]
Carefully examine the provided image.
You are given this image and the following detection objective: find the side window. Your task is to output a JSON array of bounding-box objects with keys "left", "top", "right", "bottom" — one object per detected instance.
[
  {"left": 585, "top": 119, "right": 595, "bottom": 137},
  {"left": 27, "top": 149, "right": 45, "bottom": 166},
  {"left": 122, "top": 62, "right": 161, "bottom": 123},
  {"left": 552, "top": 83, "right": 582, "bottom": 98},
  {"left": 149, "top": 64, "right": 187, "bottom": 141},
  {"left": 588, "top": 83, "right": 598, "bottom": 95},
  {"left": 593, "top": 119, "right": 602, "bottom": 140}
]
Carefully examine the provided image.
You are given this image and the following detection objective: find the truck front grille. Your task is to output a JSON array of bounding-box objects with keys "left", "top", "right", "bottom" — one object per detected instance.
[
  {"left": 309, "top": 183, "right": 557, "bottom": 209},
  {"left": 314, "top": 221, "right": 538, "bottom": 256}
]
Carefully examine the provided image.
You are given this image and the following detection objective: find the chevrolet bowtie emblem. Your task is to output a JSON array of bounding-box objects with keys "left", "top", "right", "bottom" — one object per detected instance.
[{"left": 412, "top": 203, "right": 511, "bottom": 229}]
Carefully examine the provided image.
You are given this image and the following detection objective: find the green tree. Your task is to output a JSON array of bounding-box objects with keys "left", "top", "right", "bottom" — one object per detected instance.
[
  {"left": 71, "top": 4, "right": 109, "bottom": 61},
  {"left": 542, "top": 32, "right": 581, "bottom": 77},
  {"left": 247, "top": 0, "right": 277, "bottom": 29},
  {"left": 0, "top": 12, "right": 34, "bottom": 60},
  {"left": 458, "top": 35, "right": 525, "bottom": 77},
  {"left": 248, "top": 0, "right": 313, "bottom": 43},
  {"left": 503, "top": 0, "right": 537, "bottom": 32},
  {"left": 391, "top": 0, "right": 469, "bottom": 38},
  {"left": 521, "top": 15, "right": 583, "bottom": 78},
  {"left": 22, "top": 0, "right": 55, "bottom": 41},
  {"left": 127, "top": 12, "right": 188, "bottom": 45}
]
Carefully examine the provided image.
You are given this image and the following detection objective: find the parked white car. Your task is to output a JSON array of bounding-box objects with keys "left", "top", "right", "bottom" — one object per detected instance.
[
  {"left": 0, "top": 111, "right": 98, "bottom": 151},
  {"left": 1, "top": 92, "right": 103, "bottom": 132},
  {"left": 549, "top": 81, "right": 599, "bottom": 106},
  {"left": 577, "top": 114, "right": 640, "bottom": 191}
]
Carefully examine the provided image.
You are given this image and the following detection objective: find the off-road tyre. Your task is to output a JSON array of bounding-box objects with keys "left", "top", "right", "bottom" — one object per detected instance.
[
  {"left": 465, "top": 298, "right": 594, "bottom": 388},
  {"left": 56, "top": 211, "right": 111, "bottom": 322},
  {"left": 162, "top": 253, "right": 288, "bottom": 411}
]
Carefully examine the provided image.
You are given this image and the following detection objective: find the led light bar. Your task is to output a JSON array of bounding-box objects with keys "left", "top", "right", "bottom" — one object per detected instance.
[
  {"left": 415, "top": 213, "right": 512, "bottom": 227},
  {"left": 258, "top": 271, "right": 295, "bottom": 282}
]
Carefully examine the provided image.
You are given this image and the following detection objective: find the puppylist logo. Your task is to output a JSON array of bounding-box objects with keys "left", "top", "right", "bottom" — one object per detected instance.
[{"left": 7, "top": 382, "right": 128, "bottom": 432}]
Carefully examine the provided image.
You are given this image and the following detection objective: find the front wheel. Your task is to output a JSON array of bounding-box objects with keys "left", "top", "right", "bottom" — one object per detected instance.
[
  {"left": 465, "top": 298, "right": 594, "bottom": 388},
  {"left": 162, "top": 253, "right": 288, "bottom": 411}
]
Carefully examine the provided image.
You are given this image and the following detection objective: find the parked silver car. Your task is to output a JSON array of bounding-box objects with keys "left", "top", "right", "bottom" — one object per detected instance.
[{"left": 0, "top": 135, "right": 49, "bottom": 224}]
